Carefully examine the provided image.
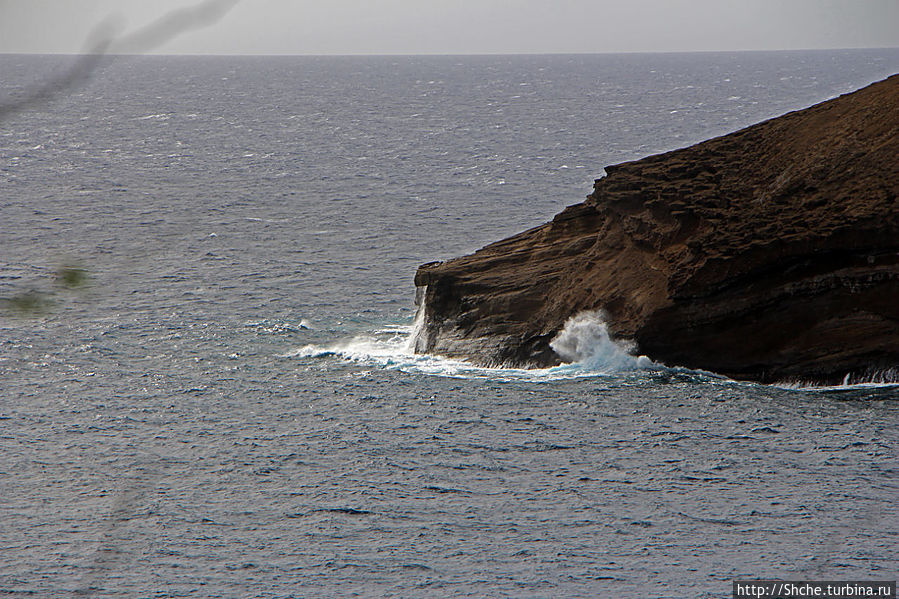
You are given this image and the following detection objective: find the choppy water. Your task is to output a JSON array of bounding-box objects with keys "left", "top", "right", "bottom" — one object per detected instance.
[{"left": 2, "top": 50, "right": 899, "bottom": 598}]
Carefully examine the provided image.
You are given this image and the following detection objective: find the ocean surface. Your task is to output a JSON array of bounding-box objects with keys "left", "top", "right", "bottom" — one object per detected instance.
[{"left": 2, "top": 50, "right": 899, "bottom": 598}]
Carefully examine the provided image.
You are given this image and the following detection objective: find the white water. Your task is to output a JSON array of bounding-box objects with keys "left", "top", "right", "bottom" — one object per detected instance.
[
  {"left": 404, "top": 285, "right": 429, "bottom": 354},
  {"left": 285, "top": 310, "right": 899, "bottom": 392},
  {"left": 777, "top": 369, "right": 899, "bottom": 391},
  {"left": 287, "top": 310, "right": 657, "bottom": 381},
  {"left": 549, "top": 310, "right": 654, "bottom": 372}
]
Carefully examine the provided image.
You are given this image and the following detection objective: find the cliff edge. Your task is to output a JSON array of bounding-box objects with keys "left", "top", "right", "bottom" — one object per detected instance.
[{"left": 412, "top": 74, "right": 899, "bottom": 384}]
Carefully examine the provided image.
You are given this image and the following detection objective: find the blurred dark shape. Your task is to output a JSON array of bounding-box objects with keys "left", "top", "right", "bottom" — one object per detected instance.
[
  {"left": 110, "top": 0, "right": 241, "bottom": 55},
  {"left": 56, "top": 264, "right": 89, "bottom": 289},
  {"left": 2, "top": 290, "right": 54, "bottom": 316},
  {"left": 0, "top": 0, "right": 241, "bottom": 120},
  {"left": 0, "top": 36, "right": 111, "bottom": 120},
  {"left": 1, "top": 262, "right": 91, "bottom": 317}
]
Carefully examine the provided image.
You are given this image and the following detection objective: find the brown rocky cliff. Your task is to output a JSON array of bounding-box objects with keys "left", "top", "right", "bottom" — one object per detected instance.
[{"left": 413, "top": 74, "right": 899, "bottom": 383}]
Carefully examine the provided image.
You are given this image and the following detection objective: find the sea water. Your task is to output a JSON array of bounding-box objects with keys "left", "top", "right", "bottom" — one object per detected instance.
[{"left": 2, "top": 50, "right": 898, "bottom": 598}]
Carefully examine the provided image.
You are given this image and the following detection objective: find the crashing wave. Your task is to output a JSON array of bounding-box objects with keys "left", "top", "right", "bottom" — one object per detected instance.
[
  {"left": 549, "top": 310, "right": 654, "bottom": 373},
  {"left": 283, "top": 308, "right": 657, "bottom": 381},
  {"left": 286, "top": 309, "right": 896, "bottom": 391}
]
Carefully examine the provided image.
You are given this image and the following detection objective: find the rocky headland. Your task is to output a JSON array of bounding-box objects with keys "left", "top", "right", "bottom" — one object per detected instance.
[{"left": 412, "top": 74, "right": 899, "bottom": 384}]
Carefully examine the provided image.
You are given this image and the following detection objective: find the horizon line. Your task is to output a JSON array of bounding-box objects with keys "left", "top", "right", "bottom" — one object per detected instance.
[{"left": 3, "top": 45, "right": 899, "bottom": 59}]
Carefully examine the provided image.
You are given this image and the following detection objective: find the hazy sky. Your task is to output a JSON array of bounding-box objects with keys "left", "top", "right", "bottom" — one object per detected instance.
[{"left": 1, "top": 0, "right": 898, "bottom": 55}]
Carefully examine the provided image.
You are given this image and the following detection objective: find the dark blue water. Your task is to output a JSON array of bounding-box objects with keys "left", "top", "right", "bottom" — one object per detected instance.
[{"left": 2, "top": 50, "right": 899, "bottom": 598}]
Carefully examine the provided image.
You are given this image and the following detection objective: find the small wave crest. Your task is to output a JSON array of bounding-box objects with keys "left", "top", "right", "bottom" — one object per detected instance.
[
  {"left": 776, "top": 368, "right": 899, "bottom": 392},
  {"left": 245, "top": 318, "right": 311, "bottom": 335}
]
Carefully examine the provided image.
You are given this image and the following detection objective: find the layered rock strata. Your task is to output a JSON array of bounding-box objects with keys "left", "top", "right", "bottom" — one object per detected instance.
[{"left": 412, "top": 74, "right": 899, "bottom": 383}]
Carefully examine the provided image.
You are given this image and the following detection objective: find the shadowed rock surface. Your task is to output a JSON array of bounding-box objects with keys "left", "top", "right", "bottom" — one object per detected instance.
[{"left": 413, "top": 74, "right": 899, "bottom": 384}]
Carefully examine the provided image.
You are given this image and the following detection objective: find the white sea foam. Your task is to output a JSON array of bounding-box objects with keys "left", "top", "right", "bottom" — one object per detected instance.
[
  {"left": 549, "top": 310, "right": 654, "bottom": 372},
  {"left": 284, "top": 309, "right": 656, "bottom": 381},
  {"left": 285, "top": 334, "right": 560, "bottom": 380},
  {"left": 780, "top": 380, "right": 899, "bottom": 392},
  {"left": 281, "top": 311, "right": 891, "bottom": 391},
  {"left": 776, "top": 368, "right": 899, "bottom": 391},
  {"left": 405, "top": 286, "right": 429, "bottom": 354}
]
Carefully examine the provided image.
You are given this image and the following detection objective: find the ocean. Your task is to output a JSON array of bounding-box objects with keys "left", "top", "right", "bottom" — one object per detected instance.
[{"left": 2, "top": 50, "right": 898, "bottom": 598}]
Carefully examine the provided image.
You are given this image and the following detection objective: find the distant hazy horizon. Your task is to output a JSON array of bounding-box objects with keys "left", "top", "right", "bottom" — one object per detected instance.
[
  {"left": 3, "top": 46, "right": 899, "bottom": 58},
  {"left": 1, "top": 0, "right": 897, "bottom": 57}
]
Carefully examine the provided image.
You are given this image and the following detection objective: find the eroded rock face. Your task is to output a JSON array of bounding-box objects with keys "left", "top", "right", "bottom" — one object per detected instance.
[{"left": 413, "top": 74, "right": 899, "bottom": 384}]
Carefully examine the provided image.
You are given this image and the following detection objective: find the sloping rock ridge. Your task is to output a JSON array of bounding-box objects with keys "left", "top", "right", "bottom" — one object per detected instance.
[{"left": 412, "top": 74, "right": 899, "bottom": 384}]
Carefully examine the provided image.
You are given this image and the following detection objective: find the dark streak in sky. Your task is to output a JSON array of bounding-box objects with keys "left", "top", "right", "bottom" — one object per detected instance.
[{"left": 0, "top": 0, "right": 240, "bottom": 120}]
